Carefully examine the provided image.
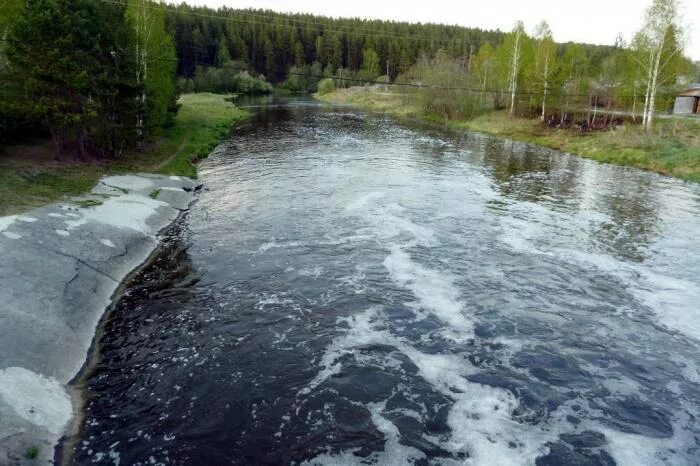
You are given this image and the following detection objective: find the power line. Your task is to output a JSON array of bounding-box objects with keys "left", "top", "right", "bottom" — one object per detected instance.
[
  {"left": 199, "top": 62, "right": 679, "bottom": 99},
  {"left": 97, "top": 0, "right": 493, "bottom": 47},
  {"left": 1, "top": 36, "right": 672, "bottom": 99}
]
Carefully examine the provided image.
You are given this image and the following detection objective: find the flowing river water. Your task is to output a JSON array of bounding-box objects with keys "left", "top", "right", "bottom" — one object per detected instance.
[{"left": 71, "top": 99, "right": 700, "bottom": 465}]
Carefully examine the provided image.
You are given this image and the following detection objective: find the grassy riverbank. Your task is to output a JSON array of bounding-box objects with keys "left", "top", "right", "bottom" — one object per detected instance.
[
  {"left": 318, "top": 87, "right": 700, "bottom": 182},
  {"left": 0, "top": 93, "right": 248, "bottom": 215}
]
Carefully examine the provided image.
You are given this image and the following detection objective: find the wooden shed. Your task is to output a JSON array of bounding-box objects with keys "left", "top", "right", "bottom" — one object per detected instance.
[{"left": 673, "top": 84, "right": 700, "bottom": 115}]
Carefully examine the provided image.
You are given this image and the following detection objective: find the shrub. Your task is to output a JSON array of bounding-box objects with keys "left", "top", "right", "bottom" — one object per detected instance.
[{"left": 317, "top": 78, "right": 336, "bottom": 95}]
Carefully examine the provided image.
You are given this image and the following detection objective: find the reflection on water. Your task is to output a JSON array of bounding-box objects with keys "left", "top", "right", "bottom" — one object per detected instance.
[{"left": 71, "top": 99, "right": 700, "bottom": 465}]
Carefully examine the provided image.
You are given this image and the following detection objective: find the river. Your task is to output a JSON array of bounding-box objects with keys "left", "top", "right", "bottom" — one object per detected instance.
[{"left": 70, "top": 98, "right": 700, "bottom": 465}]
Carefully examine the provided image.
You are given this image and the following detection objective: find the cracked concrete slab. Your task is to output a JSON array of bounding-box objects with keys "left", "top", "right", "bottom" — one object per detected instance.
[{"left": 0, "top": 174, "right": 198, "bottom": 465}]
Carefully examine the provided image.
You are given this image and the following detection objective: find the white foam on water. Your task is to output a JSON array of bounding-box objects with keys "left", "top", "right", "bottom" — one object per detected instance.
[
  {"left": 496, "top": 195, "right": 700, "bottom": 342},
  {"left": 257, "top": 240, "right": 303, "bottom": 252},
  {"left": 0, "top": 367, "right": 72, "bottom": 435},
  {"left": 55, "top": 229, "right": 70, "bottom": 237},
  {"left": 48, "top": 213, "right": 66, "bottom": 218},
  {"left": 301, "top": 307, "right": 562, "bottom": 465},
  {"left": 499, "top": 216, "right": 550, "bottom": 255},
  {"left": 298, "top": 266, "right": 323, "bottom": 277},
  {"left": 383, "top": 245, "right": 473, "bottom": 342},
  {"left": 300, "top": 307, "right": 385, "bottom": 395},
  {"left": 549, "top": 246, "right": 700, "bottom": 341},
  {"left": 599, "top": 411, "right": 698, "bottom": 466},
  {"left": 381, "top": 210, "right": 436, "bottom": 246},
  {"left": 305, "top": 401, "right": 426, "bottom": 466},
  {"left": 337, "top": 267, "right": 369, "bottom": 295},
  {"left": 633, "top": 269, "right": 700, "bottom": 341},
  {"left": 602, "top": 429, "right": 671, "bottom": 466},
  {"left": 17, "top": 216, "right": 38, "bottom": 223},
  {"left": 2, "top": 231, "right": 21, "bottom": 240},
  {"left": 347, "top": 195, "right": 436, "bottom": 247},
  {"left": 400, "top": 342, "right": 560, "bottom": 465}
]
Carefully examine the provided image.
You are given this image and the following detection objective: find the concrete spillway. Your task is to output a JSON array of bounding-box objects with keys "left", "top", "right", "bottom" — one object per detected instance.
[{"left": 0, "top": 174, "right": 200, "bottom": 465}]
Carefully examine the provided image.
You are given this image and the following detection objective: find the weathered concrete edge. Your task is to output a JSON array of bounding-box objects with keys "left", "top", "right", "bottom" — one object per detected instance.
[
  {"left": 0, "top": 174, "right": 201, "bottom": 465},
  {"left": 58, "top": 210, "right": 189, "bottom": 466}
]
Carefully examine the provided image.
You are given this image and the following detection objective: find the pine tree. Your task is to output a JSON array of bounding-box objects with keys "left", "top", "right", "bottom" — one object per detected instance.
[{"left": 6, "top": 0, "right": 139, "bottom": 159}]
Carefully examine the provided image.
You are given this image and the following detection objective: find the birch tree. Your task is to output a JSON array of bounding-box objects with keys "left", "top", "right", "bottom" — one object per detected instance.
[
  {"left": 632, "top": 0, "right": 685, "bottom": 132},
  {"left": 128, "top": 0, "right": 177, "bottom": 139},
  {"left": 473, "top": 43, "right": 496, "bottom": 106},
  {"left": 499, "top": 21, "right": 526, "bottom": 118},
  {"left": 533, "top": 21, "right": 557, "bottom": 120}
]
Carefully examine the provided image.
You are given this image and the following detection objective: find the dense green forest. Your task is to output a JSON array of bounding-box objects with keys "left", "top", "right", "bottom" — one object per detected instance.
[
  {"left": 1, "top": 0, "right": 697, "bottom": 160},
  {"left": 0, "top": 0, "right": 178, "bottom": 159},
  {"left": 162, "top": 1, "right": 695, "bottom": 130},
  {"left": 163, "top": 3, "right": 505, "bottom": 85},
  {"left": 0, "top": 0, "right": 509, "bottom": 156}
]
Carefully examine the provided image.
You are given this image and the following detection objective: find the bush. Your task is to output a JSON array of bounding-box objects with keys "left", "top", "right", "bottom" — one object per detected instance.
[
  {"left": 282, "top": 63, "right": 323, "bottom": 94},
  {"left": 399, "top": 51, "right": 490, "bottom": 120},
  {"left": 177, "top": 77, "right": 195, "bottom": 94},
  {"left": 317, "top": 78, "right": 336, "bottom": 95},
  {"left": 193, "top": 61, "right": 273, "bottom": 95}
]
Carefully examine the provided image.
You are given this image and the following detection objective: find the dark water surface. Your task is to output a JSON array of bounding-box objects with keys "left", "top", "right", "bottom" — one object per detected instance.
[{"left": 72, "top": 99, "right": 700, "bottom": 465}]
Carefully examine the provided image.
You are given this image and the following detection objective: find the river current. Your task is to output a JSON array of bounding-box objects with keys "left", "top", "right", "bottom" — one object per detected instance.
[{"left": 71, "top": 99, "right": 700, "bottom": 465}]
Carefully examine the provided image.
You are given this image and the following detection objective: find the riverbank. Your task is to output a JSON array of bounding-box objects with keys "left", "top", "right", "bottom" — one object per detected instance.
[
  {"left": 0, "top": 174, "right": 200, "bottom": 465},
  {"left": 0, "top": 93, "right": 249, "bottom": 216},
  {"left": 317, "top": 87, "right": 700, "bottom": 182}
]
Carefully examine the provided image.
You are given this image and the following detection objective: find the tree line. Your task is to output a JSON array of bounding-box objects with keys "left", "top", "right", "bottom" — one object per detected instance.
[
  {"left": 1, "top": 0, "right": 696, "bottom": 159},
  {"left": 161, "top": 0, "right": 696, "bottom": 131},
  {"left": 0, "top": 0, "right": 178, "bottom": 160},
  {"left": 163, "top": 3, "right": 505, "bottom": 84},
  {"left": 1, "top": 0, "right": 510, "bottom": 157},
  {"left": 322, "top": 0, "right": 695, "bottom": 132}
]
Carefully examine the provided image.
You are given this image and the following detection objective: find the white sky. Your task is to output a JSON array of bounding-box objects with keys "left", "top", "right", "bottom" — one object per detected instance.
[{"left": 188, "top": 0, "right": 700, "bottom": 60}]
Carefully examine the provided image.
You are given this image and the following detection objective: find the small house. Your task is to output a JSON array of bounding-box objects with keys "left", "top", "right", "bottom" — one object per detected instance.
[{"left": 673, "top": 84, "right": 700, "bottom": 115}]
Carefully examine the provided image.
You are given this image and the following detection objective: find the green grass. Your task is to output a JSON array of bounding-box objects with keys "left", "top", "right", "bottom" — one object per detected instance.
[
  {"left": 455, "top": 113, "right": 700, "bottom": 182},
  {"left": 316, "top": 87, "right": 420, "bottom": 117},
  {"left": 318, "top": 87, "right": 700, "bottom": 182},
  {"left": 0, "top": 93, "right": 249, "bottom": 215},
  {"left": 25, "top": 446, "right": 39, "bottom": 460},
  {"left": 73, "top": 199, "right": 104, "bottom": 208}
]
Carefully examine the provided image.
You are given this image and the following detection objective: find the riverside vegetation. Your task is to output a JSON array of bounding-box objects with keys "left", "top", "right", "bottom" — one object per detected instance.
[
  {"left": 317, "top": 87, "right": 700, "bottom": 181},
  {"left": 0, "top": 93, "right": 248, "bottom": 215},
  {"left": 1, "top": 0, "right": 698, "bottom": 215},
  {"left": 313, "top": 0, "right": 699, "bottom": 181}
]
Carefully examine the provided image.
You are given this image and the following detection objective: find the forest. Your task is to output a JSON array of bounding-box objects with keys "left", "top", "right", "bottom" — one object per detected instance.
[
  {"left": 1, "top": 0, "right": 698, "bottom": 161},
  {"left": 0, "top": 0, "right": 178, "bottom": 159},
  {"left": 154, "top": 1, "right": 697, "bottom": 130}
]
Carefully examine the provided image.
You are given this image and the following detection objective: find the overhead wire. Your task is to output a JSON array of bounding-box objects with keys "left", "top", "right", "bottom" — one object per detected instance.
[
  {"left": 96, "top": 0, "right": 493, "bottom": 48},
  {"left": 1, "top": 3, "right": 679, "bottom": 100}
]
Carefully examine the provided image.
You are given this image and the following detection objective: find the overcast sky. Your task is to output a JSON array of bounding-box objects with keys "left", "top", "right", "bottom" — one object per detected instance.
[{"left": 188, "top": 0, "right": 700, "bottom": 60}]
